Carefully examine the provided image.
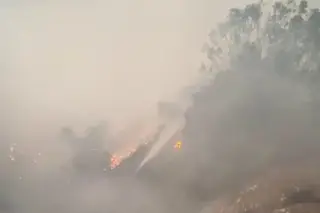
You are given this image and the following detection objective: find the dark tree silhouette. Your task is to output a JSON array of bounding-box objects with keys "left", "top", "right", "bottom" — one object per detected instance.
[
  {"left": 60, "top": 123, "right": 112, "bottom": 175},
  {"left": 180, "top": 0, "right": 320, "bottom": 204}
]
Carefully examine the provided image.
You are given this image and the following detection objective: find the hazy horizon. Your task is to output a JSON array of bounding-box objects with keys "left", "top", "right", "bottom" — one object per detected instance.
[{"left": 1, "top": 0, "right": 319, "bottom": 156}]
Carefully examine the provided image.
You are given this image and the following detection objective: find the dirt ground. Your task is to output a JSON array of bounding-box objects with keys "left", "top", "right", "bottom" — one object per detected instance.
[{"left": 206, "top": 160, "right": 320, "bottom": 213}]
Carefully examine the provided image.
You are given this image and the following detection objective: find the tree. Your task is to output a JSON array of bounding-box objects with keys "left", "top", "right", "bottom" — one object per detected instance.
[
  {"left": 181, "top": 0, "right": 320, "bottom": 203},
  {"left": 60, "top": 122, "right": 112, "bottom": 175},
  {"left": 205, "top": 0, "right": 320, "bottom": 91}
]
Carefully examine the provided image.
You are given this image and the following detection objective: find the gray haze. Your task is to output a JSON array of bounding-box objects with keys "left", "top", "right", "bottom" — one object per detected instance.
[
  {"left": 1, "top": 0, "right": 320, "bottom": 213},
  {"left": 1, "top": 0, "right": 228, "bottom": 152},
  {"left": 2, "top": 0, "right": 319, "bottom": 153},
  {"left": 0, "top": 1, "right": 256, "bottom": 212}
]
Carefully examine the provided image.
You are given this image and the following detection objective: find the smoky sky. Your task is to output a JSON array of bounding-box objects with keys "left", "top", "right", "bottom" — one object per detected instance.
[
  {"left": 0, "top": 0, "right": 256, "bottom": 155},
  {"left": 2, "top": 0, "right": 320, "bottom": 152},
  {"left": 2, "top": 0, "right": 320, "bottom": 213}
]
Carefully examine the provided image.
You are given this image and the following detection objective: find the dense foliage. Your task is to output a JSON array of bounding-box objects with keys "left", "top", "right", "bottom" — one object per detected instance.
[{"left": 182, "top": 0, "right": 320, "bottom": 201}]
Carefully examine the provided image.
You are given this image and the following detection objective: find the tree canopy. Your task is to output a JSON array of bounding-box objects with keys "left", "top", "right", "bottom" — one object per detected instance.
[
  {"left": 181, "top": 0, "right": 320, "bottom": 202},
  {"left": 205, "top": 0, "right": 320, "bottom": 91}
]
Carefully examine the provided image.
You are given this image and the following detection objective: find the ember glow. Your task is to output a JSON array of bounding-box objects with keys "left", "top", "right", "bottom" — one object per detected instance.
[
  {"left": 110, "top": 155, "right": 121, "bottom": 169},
  {"left": 174, "top": 141, "right": 182, "bottom": 149},
  {"left": 109, "top": 147, "right": 139, "bottom": 169}
]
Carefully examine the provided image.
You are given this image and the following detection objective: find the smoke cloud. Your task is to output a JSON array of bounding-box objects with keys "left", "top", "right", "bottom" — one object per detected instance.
[{"left": 2, "top": 0, "right": 320, "bottom": 213}]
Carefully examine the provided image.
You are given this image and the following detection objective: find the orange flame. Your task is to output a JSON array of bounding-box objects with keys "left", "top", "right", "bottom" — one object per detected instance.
[{"left": 174, "top": 141, "right": 182, "bottom": 149}]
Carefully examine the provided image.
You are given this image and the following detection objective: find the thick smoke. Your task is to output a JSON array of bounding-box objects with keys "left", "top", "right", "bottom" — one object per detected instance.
[
  {"left": 2, "top": 0, "right": 320, "bottom": 213},
  {"left": 179, "top": 1, "right": 320, "bottom": 211},
  {"left": 0, "top": 0, "right": 204, "bottom": 212}
]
